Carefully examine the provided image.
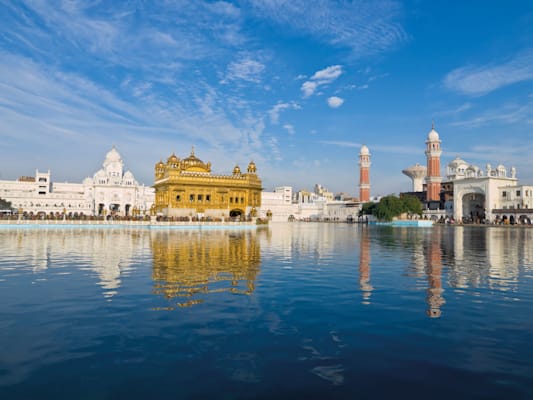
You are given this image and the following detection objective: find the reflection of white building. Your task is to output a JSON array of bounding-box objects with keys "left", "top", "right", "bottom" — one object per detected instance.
[
  {"left": 0, "top": 147, "right": 154, "bottom": 216},
  {"left": 0, "top": 228, "right": 149, "bottom": 297}
]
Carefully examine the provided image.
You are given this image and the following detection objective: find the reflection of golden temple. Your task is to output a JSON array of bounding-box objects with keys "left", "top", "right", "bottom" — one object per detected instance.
[
  {"left": 426, "top": 229, "right": 445, "bottom": 318},
  {"left": 151, "top": 230, "right": 261, "bottom": 308},
  {"left": 153, "top": 149, "right": 262, "bottom": 219},
  {"left": 359, "top": 227, "right": 373, "bottom": 304}
]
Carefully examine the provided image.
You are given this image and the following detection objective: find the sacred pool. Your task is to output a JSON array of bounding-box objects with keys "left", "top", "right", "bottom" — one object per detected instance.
[{"left": 0, "top": 223, "right": 532, "bottom": 399}]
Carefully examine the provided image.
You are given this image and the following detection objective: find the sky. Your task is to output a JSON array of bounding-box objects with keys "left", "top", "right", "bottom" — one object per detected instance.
[{"left": 1, "top": 1, "right": 533, "bottom": 197}]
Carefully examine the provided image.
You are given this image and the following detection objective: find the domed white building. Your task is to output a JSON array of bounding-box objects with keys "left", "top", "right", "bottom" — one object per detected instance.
[{"left": 0, "top": 147, "right": 154, "bottom": 217}]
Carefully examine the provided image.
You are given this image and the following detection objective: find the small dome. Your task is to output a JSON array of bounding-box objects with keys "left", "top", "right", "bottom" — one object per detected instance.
[
  {"left": 247, "top": 161, "right": 257, "bottom": 173},
  {"left": 167, "top": 153, "right": 179, "bottom": 164},
  {"left": 104, "top": 146, "right": 122, "bottom": 164},
  {"left": 124, "top": 170, "right": 134, "bottom": 179},
  {"left": 156, "top": 159, "right": 165, "bottom": 167},
  {"left": 360, "top": 145, "right": 370, "bottom": 156},
  {"left": 427, "top": 128, "right": 440, "bottom": 142},
  {"left": 93, "top": 169, "right": 106, "bottom": 179},
  {"left": 448, "top": 156, "right": 468, "bottom": 168},
  {"left": 233, "top": 165, "right": 241, "bottom": 175}
]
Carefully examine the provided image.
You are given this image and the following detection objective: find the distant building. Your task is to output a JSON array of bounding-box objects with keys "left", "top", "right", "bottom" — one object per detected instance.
[
  {"left": 400, "top": 125, "right": 533, "bottom": 224},
  {"left": 260, "top": 184, "right": 361, "bottom": 222},
  {"left": 0, "top": 147, "right": 154, "bottom": 216},
  {"left": 425, "top": 123, "right": 442, "bottom": 202},
  {"left": 358, "top": 145, "right": 371, "bottom": 202}
]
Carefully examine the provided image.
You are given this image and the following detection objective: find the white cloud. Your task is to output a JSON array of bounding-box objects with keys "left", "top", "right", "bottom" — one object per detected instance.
[
  {"left": 283, "top": 124, "right": 295, "bottom": 135},
  {"left": 327, "top": 96, "right": 344, "bottom": 108},
  {"left": 0, "top": 53, "right": 272, "bottom": 183},
  {"left": 268, "top": 101, "right": 300, "bottom": 124},
  {"left": 449, "top": 102, "right": 532, "bottom": 128},
  {"left": 301, "top": 81, "right": 318, "bottom": 97},
  {"left": 311, "top": 65, "right": 343, "bottom": 82},
  {"left": 222, "top": 57, "right": 266, "bottom": 83},
  {"left": 444, "top": 51, "right": 533, "bottom": 96},
  {"left": 301, "top": 65, "right": 343, "bottom": 98},
  {"left": 246, "top": 0, "right": 407, "bottom": 56}
]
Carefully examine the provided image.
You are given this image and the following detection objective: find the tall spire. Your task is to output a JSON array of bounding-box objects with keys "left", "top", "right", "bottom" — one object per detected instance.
[
  {"left": 359, "top": 145, "right": 371, "bottom": 202},
  {"left": 191, "top": 145, "right": 195, "bottom": 156}
]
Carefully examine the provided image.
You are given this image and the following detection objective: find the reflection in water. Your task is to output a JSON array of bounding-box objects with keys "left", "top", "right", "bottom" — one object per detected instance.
[
  {"left": 0, "top": 228, "right": 148, "bottom": 297},
  {"left": 425, "top": 228, "right": 445, "bottom": 318},
  {"left": 377, "top": 225, "right": 533, "bottom": 318},
  {"left": 359, "top": 227, "right": 373, "bottom": 304},
  {"left": 1, "top": 225, "right": 533, "bottom": 398},
  {"left": 150, "top": 229, "right": 262, "bottom": 308}
]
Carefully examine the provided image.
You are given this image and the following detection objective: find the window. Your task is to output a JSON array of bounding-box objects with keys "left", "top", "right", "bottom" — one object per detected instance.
[
  {"left": 206, "top": 195, "right": 210, "bottom": 202},
  {"left": 197, "top": 194, "right": 203, "bottom": 201},
  {"left": 241, "top": 197, "right": 244, "bottom": 203},
  {"left": 502, "top": 191, "right": 507, "bottom": 197},
  {"left": 517, "top": 190, "right": 521, "bottom": 197},
  {"left": 189, "top": 194, "right": 194, "bottom": 202},
  {"left": 176, "top": 195, "right": 181, "bottom": 202},
  {"left": 230, "top": 197, "right": 233, "bottom": 203}
]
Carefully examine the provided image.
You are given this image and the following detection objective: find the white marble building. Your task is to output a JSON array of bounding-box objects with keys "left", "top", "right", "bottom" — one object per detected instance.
[
  {"left": 0, "top": 147, "right": 154, "bottom": 216},
  {"left": 260, "top": 185, "right": 361, "bottom": 222}
]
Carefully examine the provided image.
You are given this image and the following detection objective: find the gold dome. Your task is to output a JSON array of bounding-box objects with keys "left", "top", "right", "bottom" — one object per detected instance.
[
  {"left": 167, "top": 153, "right": 179, "bottom": 164},
  {"left": 181, "top": 147, "right": 211, "bottom": 173},
  {"left": 247, "top": 161, "right": 257, "bottom": 174},
  {"left": 233, "top": 165, "right": 241, "bottom": 175}
]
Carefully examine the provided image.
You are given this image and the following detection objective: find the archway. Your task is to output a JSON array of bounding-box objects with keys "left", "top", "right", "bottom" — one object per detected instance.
[
  {"left": 229, "top": 209, "right": 244, "bottom": 218},
  {"left": 461, "top": 192, "right": 486, "bottom": 223}
]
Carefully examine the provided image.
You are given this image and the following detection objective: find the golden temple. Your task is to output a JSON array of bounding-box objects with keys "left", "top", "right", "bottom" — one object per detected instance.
[{"left": 153, "top": 148, "right": 262, "bottom": 218}]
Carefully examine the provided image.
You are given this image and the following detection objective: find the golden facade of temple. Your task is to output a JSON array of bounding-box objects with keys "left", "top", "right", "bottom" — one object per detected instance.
[{"left": 153, "top": 148, "right": 262, "bottom": 218}]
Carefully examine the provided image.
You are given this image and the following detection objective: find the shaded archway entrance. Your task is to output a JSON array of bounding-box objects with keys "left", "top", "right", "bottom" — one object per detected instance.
[
  {"left": 461, "top": 192, "right": 486, "bottom": 223},
  {"left": 229, "top": 209, "right": 244, "bottom": 218}
]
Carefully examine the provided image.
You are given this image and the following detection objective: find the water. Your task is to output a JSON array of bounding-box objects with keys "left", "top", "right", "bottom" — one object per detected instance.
[{"left": 0, "top": 224, "right": 532, "bottom": 399}]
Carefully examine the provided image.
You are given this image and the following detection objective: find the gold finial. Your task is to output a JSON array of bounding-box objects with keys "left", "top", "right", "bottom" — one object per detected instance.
[
  {"left": 191, "top": 145, "right": 195, "bottom": 156},
  {"left": 432, "top": 120, "right": 435, "bottom": 130}
]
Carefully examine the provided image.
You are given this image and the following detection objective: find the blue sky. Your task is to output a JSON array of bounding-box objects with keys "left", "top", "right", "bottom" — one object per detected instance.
[{"left": 1, "top": 1, "right": 532, "bottom": 196}]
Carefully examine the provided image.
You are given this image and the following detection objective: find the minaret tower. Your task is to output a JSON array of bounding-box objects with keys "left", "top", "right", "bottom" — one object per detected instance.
[
  {"left": 359, "top": 145, "right": 371, "bottom": 202},
  {"left": 425, "top": 123, "right": 442, "bottom": 202}
]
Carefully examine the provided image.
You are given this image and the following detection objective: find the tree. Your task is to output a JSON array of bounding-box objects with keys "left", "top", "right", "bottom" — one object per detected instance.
[
  {"left": 374, "top": 195, "right": 404, "bottom": 221},
  {"left": 0, "top": 197, "right": 12, "bottom": 210},
  {"left": 401, "top": 194, "right": 423, "bottom": 216},
  {"left": 370, "top": 194, "right": 424, "bottom": 221},
  {"left": 359, "top": 201, "right": 377, "bottom": 217}
]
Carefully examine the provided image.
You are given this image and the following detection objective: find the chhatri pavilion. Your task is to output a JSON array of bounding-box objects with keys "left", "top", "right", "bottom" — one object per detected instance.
[{"left": 152, "top": 148, "right": 262, "bottom": 219}]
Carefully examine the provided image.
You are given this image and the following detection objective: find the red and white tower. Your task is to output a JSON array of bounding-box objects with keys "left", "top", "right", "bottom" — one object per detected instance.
[
  {"left": 359, "top": 145, "right": 371, "bottom": 202},
  {"left": 425, "top": 123, "right": 442, "bottom": 202}
]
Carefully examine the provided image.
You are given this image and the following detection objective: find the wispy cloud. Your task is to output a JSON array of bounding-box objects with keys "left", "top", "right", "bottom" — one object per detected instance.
[
  {"left": 221, "top": 57, "right": 266, "bottom": 83},
  {"left": 319, "top": 140, "right": 422, "bottom": 155},
  {"left": 444, "top": 50, "right": 533, "bottom": 96},
  {"left": 449, "top": 101, "right": 532, "bottom": 128},
  {"left": 283, "top": 124, "right": 295, "bottom": 135},
  {"left": 301, "top": 65, "right": 343, "bottom": 97},
  {"left": 246, "top": 0, "right": 407, "bottom": 56},
  {"left": 434, "top": 102, "right": 472, "bottom": 117},
  {"left": 0, "top": 53, "right": 271, "bottom": 182},
  {"left": 268, "top": 101, "right": 300, "bottom": 124},
  {"left": 327, "top": 96, "right": 344, "bottom": 108}
]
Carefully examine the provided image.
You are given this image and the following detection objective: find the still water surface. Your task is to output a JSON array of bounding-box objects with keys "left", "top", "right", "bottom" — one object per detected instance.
[{"left": 0, "top": 224, "right": 532, "bottom": 399}]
